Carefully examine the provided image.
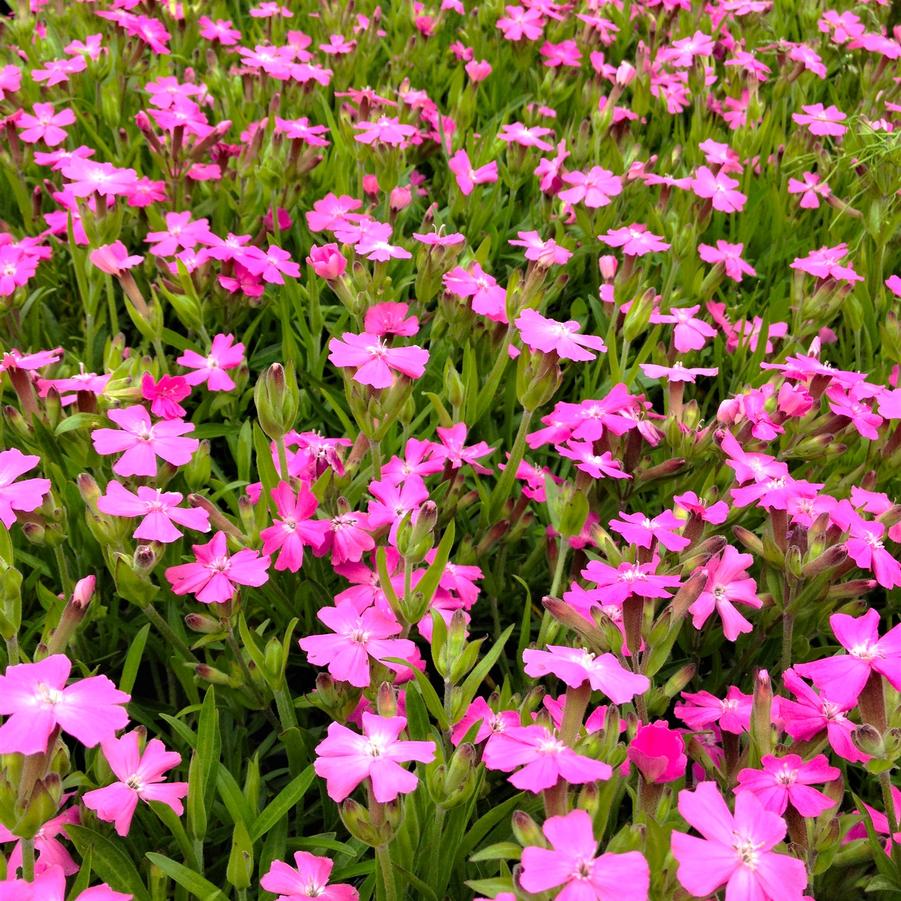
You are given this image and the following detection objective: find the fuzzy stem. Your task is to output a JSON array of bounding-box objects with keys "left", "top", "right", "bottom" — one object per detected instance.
[{"left": 21, "top": 838, "right": 35, "bottom": 881}]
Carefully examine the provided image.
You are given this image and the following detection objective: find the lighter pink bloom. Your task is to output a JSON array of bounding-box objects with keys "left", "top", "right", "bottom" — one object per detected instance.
[
  {"left": 508, "top": 231, "right": 572, "bottom": 267},
  {"left": 640, "top": 362, "right": 718, "bottom": 382},
  {"left": 792, "top": 103, "right": 847, "bottom": 137},
  {"left": 364, "top": 302, "right": 418, "bottom": 337},
  {"left": 523, "top": 645, "right": 649, "bottom": 703},
  {"left": 516, "top": 309, "right": 606, "bottom": 361},
  {"left": 261, "top": 851, "right": 358, "bottom": 900},
  {"left": 91, "top": 406, "right": 198, "bottom": 477},
  {"left": 651, "top": 304, "right": 718, "bottom": 352},
  {"left": 328, "top": 332, "right": 429, "bottom": 388},
  {"left": 698, "top": 241, "right": 756, "bottom": 282},
  {"left": 448, "top": 149, "right": 498, "bottom": 195},
  {"left": 598, "top": 224, "right": 670, "bottom": 256},
  {"left": 691, "top": 166, "right": 746, "bottom": 212},
  {"left": 0, "top": 448, "right": 51, "bottom": 528},
  {"left": 353, "top": 117, "right": 417, "bottom": 146},
  {"left": 0, "top": 865, "right": 130, "bottom": 900},
  {"left": 520, "top": 809, "right": 650, "bottom": 900},
  {"left": 177, "top": 333, "right": 244, "bottom": 391},
  {"left": 671, "top": 782, "right": 808, "bottom": 900},
  {"left": 16, "top": 104, "right": 76, "bottom": 147},
  {"left": 0, "top": 654, "right": 129, "bottom": 755},
  {"left": 165, "top": 531, "right": 270, "bottom": 604},
  {"left": 313, "top": 713, "right": 435, "bottom": 802},
  {"left": 97, "top": 481, "right": 210, "bottom": 543},
  {"left": 558, "top": 167, "right": 622, "bottom": 208},
  {"left": 609, "top": 510, "right": 690, "bottom": 552},
  {"left": 689, "top": 546, "right": 762, "bottom": 641},
  {"left": 89, "top": 241, "right": 144, "bottom": 276},
  {"left": 82, "top": 731, "right": 187, "bottom": 836},
  {"left": 787, "top": 171, "right": 831, "bottom": 209},
  {"left": 735, "top": 754, "right": 839, "bottom": 817}
]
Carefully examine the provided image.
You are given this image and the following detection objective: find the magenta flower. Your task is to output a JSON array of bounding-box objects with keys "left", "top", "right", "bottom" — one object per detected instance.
[
  {"left": 675, "top": 686, "right": 752, "bottom": 734},
  {"left": 780, "top": 669, "right": 868, "bottom": 763},
  {"left": 261, "top": 851, "right": 359, "bottom": 900},
  {"left": 697, "top": 241, "right": 756, "bottom": 282},
  {"left": 165, "top": 531, "right": 270, "bottom": 605},
  {"left": 89, "top": 242, "right": 144, "bottom": 276},
  {"left": 671, "top": 782, "right": 808, "bottom": 901},
  {"left": 450, "top": 697, "right": 520, "bottom": 746},
  {"left": 674, "top": 491, "right": 729, "bottom": 525},
  {"left": 788, "top": 171, "right": 831, "bottom": 209},
  {"left": 650, "top": 304, "right": 718, "bottom": 352},
  {"left": 321, "top": 511, "right": 375, "bottom": 564},
  {"left": 482, "top": 723, "right": 611, "bottom": 792},
  {"left": 448, "top": 149, "right": 498, "bottom": 195},
  {"left": 558, "top": 166, "right": 622, "bottom": 208},
  {"left": 298, "top": 600, "right": 417, "bottom": 687},
  {"left": 628, "top": 721, "right": 687, "bottom": 784},
  {"left": 0, "top": 245, "right": 39, "bottom": 296},
  {"left": 792, "top": 103, "right": 847, "bottom": 137},
  {"left": 735, "top": 754, "right": 839, "bottom": 817},
  {"left": 0, "top": 654, "right": 129, "bottom": 755},
  {"left": 91, "top": 406, "right": 198, "bottom": 477},
  {"left": 242, "top": 245, "right": 301, "bottom": 284},
  {"left": 640, "top": 362, "right": 718, "bottom": 383},
  {"left": 353, "top": 117, "right": 418, "bottom": 146},
  {"left": 97, "top": 481, "right": 210, "bottom": 543},
  {"left": 790, "top": 244, "right": 862, "bottom": 283},
  {"left": 557, "top": 442, "right": 630, "bottom": 480},
  {"left": 842, "top": 518, "right": 901, "bottom": 590},
  {"left": 508, "top": 231, "right": 572, "bottom": 267},
  {"left": 198, "top": 16, "right": 241, "bottom": 44},
  {"left": 0, "top": 448, "right": 51, "bottom": 528},
  {"left": 307, "top": 243, "right": 347, "bottom": 280},
  {"left": 609, "top": 510, "right": 690, "bottom": 553},
  {"left": 498, "top": 122, "right": 554, "bottom": 151},
  {"left": 433, "top": 423, "right": 493, "bottom": 472},
  {"left": 177, "top": 334, "right": 245, "bottom": 391},
  {"left": 520, "top": 809, "right": 650, "bottom": 900},
  {"left": 0, "top": 806, "right": 79, "bottom": 877},
  {"left": 82, "top": 731, "right": 187, "bottom": 836},
  {"left": 497, "top": 5, "right": 545, "bottom": 41},
  {"left": 689, "top": 546, "right": 762, "bottom": 641},
  {"left": 515, "top": 309, "right": 606, "bottom": 361},
  {"left": 598, "top": 224, "right": 670, "bottom": 256},
  {"left": 523, "top": 645, "right": 649, "bottom": 703},
  {"left": 141, "top": 372, "right": 191, "bottom": 420},
  {"left": 145, "top": 212, "right": 214, "bottom": 257},
  {"left": 260, "top": 482, "right": 330, "bottom": 572},
  {"left": 690, "top": 166, "right": 746, "bottom": 212},
  {"left": 364, "top": 302, "right": 419, "bottom": 337},
  {"left": 328, "top": 332, "right": 429, "bottom": 388},
  {"left": 443, "top": 263, "right": 508, "bottom": 323},
  {"left": 313, "top": 713, "right": 435, "bottom": 802},
  {"left": 582, "top": 558, "right": 681, "bottom": 605},
  {"left": 16, "top": 104, "right": 76, "bottom": 147},
  {"left": 792, "top": 609, "right": 901, "bottom": 705}
]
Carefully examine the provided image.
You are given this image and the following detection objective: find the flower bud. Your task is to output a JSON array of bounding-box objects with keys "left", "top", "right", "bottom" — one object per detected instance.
[
  {"left": 623, "top": 289, "right": 656, "bottom": 343},
  {"left": 511, "top": 810, "right": 544, "bottom": 847},
  {"left": 193, "top": 664, "right": 235, "bottom": 686},
  {"left": 307, "top": 243, "right": 347, "bottom": 281},
  {"left": 598, "top": 255, "right": 618, "bottom": 281},
  {"left": 185, "top": 613, "right": 224, "bottom": 634},
  {"left": 254, "top": 363, "right": 300, "bottom": 441},
  {"left": 184, "top": 439, "right": 211, "bottom": 491}
]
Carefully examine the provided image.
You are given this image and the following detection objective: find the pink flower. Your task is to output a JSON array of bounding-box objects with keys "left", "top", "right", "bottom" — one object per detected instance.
[
  {"left": 16, "top": 104, "right": 76, "bottom": 147},
  {"left": 448, "top": 149, "right": 498, "bottom": 195},
  {"left": 520, "top": 809, "right": 650, "bottom": 900},
  {"left": 675, "top": 686, "right": 753, "bottom": 734},
  {"left": 97, "top": 481, "right": 210, "bottom": 543},
  {"left": 779, "top": 669, "right": 868, "bottom": 763},
  {"left": 177, "top": 333, "right": 245, "bottom": 391},
  {"left": 353, "top": 117, "right": 418, "bottom": 146},
  {"left": 141, "top": 372, "right": 191, "bottom": 420},
  {"left": 674, "top": 491, "right": 729, "bottom": 525},
  {"left": 557, "top": 442, "right": 630, "bottom": 480},
  {"left": 697, "top": 241, "right": 756, "bottom": 282},
  {"left": 540, "top": 39, "right": 582, "bottom": 68},
  {"left": 82, "top": 731, "right": 187, "bottom": 836},
  {"left": 261, "top": 851, "right": 359, "bottom": 900},
  {"left": 198, "top": 16, "right": 241, "bottom": 44},
  {"left": 145, "top": 212, "right": 214, "bottom": 257},
  {"left": 640, "top": 362, "right": 719, "bottom": 382},
  {"left": 165, "top": 531, "right": 270, "bottom": 605},
  {"left": 0, "top": 865, "right": 130, "bottom": 900},
  {"left": 450, "top": 697, "right": 519, "bottom": 746},
  {"left": 307, "top": 243, "right": 347, "bottom": 280},
  {"left": 842, "top": 518, "right": 901, "bottom": 590},
  {"left": 321, "top": 512, "right": 375, "bottom": 564},
  {"left": 792, "top": 103, "right": 847, "bottom": 137},
  {"left": 443, "top": 263, "right": 508, "bottom": 323},
  {"left": 0, "top": 448, "right": 51, "bottom": 528},
  {"left": 298, "top": 600, "right": 417, "bottom": 687},
  {"left": 433, "top": 423, "right": 493, "bottom": 472},
  {"left": 735, "top": 754, "right": 839, "bottom": 817},
  {"left": 498, "top": 122, "right": 554, "bottom": 151},
  {"left": 689, "top": 546, "right": 762, "bottom": 641},
  {"left": 242, "top": 245, "right": 301, "bottom": 284},
  {"left": 790, "top": 244, "right": 862, "bottom": 283},
  {"left": 787, "top": 171, "right": 831, "bottom": 209},
  {"left": 91, "top": 406, "right": 199, "bottom": 477},
  {"left": 497, "top": 5, "right": 545, "bottom": 42},
  {"left": 89, "top": 241, "right": 144, "bottom": 276},
  {"left": 0, "top": 654, "right": 129, "bottom": 755},
  {"left": 582, "top": 558, "right": 681, "bottom": 605},
  {"left": 792, "top": 608, "right": 901, "bottom": 705},
  {"left": 558, "top": 167, "right": 622, "bottom": 208},
  {"left": 609, "top": 510, "right": 690, "bottom": 553},
  {"left": 313, "top": 713, "right": 435, "bottom": 802},
  {"left": 364, "top": 302, "right": 419, "bottom": 337},
  {"left": 671, "top": 782, "right": 808, "bottom": 901},
  {"left": 628, "top": 721, "right": 687, "bottom": 784},
  {"left": 482, "top": 723, "right": 611, "bottom": 792},
  {"left": 598, "top": 224, "right": 670, "bottom": 256},
  {"left": 523, "top": 645, "right": 649, "bottom": 703},
  {"left": 0, "top": 245, "right": 39, "bottom": 296},
  {"left": 260, "top": 482, "right": 330, "bottom": 572},
  {"left": 0, "top": 807, "right": 79, "bottom": 877},
  {"left": 328, "top": 332, "right": 429, "bottom": 388},
  {"left": 690, "top": 166, "right": 747, "bottom": 212}
]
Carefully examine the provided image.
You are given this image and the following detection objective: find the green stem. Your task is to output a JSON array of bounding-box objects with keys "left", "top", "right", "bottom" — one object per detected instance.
[
  {"left": 224, "top": 625, "right": 281, "bottom": 731},
  {"left": 376, "top": 843, "right": 399, "bottom": 901},
  {"left": 276, "top": 436, "right": 290, "bottom": 480},
  {"left": 4, "top": 634, "right": 18, "bottom": 666},
  {"left": 369, "top": 437, "right": 382, "bottom": 480},
  {"left": 141, "top": 604, "right": 199, "bottom": 663},
  {"left": 781, "top": 611, "right": 794, "bottom": 673},
  {"left": 878, "top": 771, "right": 901, "bottom": 870},
  {"left": 54, "top": 546, "right": 74, "bottom": 599},
  {"left": 21, "top": 837, "right": 35, "bottom": 881},
  {"left": 549, "top": 539, "right": 568, "bottom": 599},
  {"left": 106, "top": 276, "right": 119, "bottom": 340}
]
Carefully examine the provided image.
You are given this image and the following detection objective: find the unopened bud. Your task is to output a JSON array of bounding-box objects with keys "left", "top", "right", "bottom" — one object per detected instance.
[
  {"left": 185, "top": 613, "right": 224, "bottom": 634},
  {"left": 254, "top": 363, "right": 300, "bottom": 441},
  {"left": 511, "top": 811, "right": 544, "bottom": 847}
]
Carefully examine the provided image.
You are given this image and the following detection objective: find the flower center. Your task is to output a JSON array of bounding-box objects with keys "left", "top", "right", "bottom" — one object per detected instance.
[
  {"left": 207, "top": 556, "right": 231, "bottom": 574},
  {"left": 537, "top": 737, "right": 565, "bottom": 755},
  {"left": 35, "top": 682, "right": 63, "bottom": 706},
  {"left": 732, "top": 833, "right": 763, "bottom": 869},
  {"left": 849, "top": 641, "right": 879, "bottom": 661}
]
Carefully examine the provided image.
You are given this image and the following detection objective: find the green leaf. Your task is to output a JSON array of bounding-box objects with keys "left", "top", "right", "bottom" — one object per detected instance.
[
  {"left": 67, "top": 825, "right": 151, "bottom": 901},
  {"left": 54, "top": 413, "right": 104, "bottom": 436},
  {"left": 458, "top": 625, "right": 514, "bottom": 712},
  {"left": 144, "top": 853, "right": 227, "bottom": 901},
  {"left": 250, "top": 765, "right": 315, "bottom": 841},
  {"left": 119, "top": 623, "right": 150, "bottom": 694},
  {"left": 469, "top": 841, "right": 522, "bottom": 863},
  {"left": 394, "top": 865, "right": 440, "bottom": 901},
  {"left": 459, "top": 793, "right": 524, "bottom": 859},
  {"left": 414, "top": 521, "right": 455, "bottom": 610},
  {"left": 383, "top": 659, "right": 449, "bottom": 731}
]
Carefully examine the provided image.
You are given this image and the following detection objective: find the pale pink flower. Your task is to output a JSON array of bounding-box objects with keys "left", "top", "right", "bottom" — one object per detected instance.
[
  {"left": 328, "top": 332, "right": 429, "bottom": 388},
  {"left": 671, "top": 782, "right": 808, "bottom": 901},
  {"left": 582, "top": 558, "right": 681, "bottom": 604},
  {"left": 558, "top": 166, "right": 622, "bottom": 208},
  {"left": 690, "top": 166, "right": 747, "bottom": 212},
  {"left": 89, "top": 241, "right": 144, "bottom": 276},
  {"left": 508, "top": 231, "right": 572, "bottom": 267},
  {"left": 443, "top": 264, "right": 508, "bottom": 323},
  {"left": 689, "top": 546, "right": 762, "bottom": 641},
  {"left": 497, "top": 5, "right": 545, "bottom": 42},
  {"left": 557, "top": 442, "right": 630, "bottom": 480},
  {"left": 482, "top": 723, "right": 611, "bottom": 792},
  {"left": 97, "top": 481, "right": 210, "bottom": 543},
  {"left": 177, "top": 333, "right": 245, "bottom": 391},
  {"left": 523, "top": 645, "right": 649, "bottom": 703},
  {"left": 16, "top": 104, "right": 76, "bottom": 147},
  {"left": 313, "top": 713, "right": 435, "bottom": 802},
  {"left": 353, "top": 117, "right": 418, "bottom": 146},
  {"left": 242, "top": 245, "right": 301, "bottom": 283},
  {"left": 0, "top": 448, "right": 51, "bottom": 528},
  {"left": 520, "top": 809, "right": 650, "bottom": 900},
  {"left": 697, "top": 241, "right": 756, "bottom": 282},
  {"left": 598, "top": 224, "right": 670, "bottom": 256},
  {"left": 165, "top": 531, "right": 270, "bottom": 605},
  {"left": 82, "top": 731, "right": 187, "bottom": 836},
  {"left": 364, "top": 302, "right": 419, "bottom": 337},
  {"left": 448, "top": 149, "right": 498, "bottom": 195},
  {"left": 790, "top": 244, "right": 862, "bottom": 283},
  {"left": 0, "top": 865, "right": 130, "bottom": 900},
  {"left": 261, "top": 851, "right": 359, "bottom": 900},
  {"left": 675, "top": 686, "right": 752, "bottom": 734},
  {"left": 0, "top": 807, "right": 79, "bottom": 877},
  {"left": 0, "top": 654, "right": 129, "bottom": 755},
  {"left": 792, "top": 103, "right": 847, "bottom": 137},
  {"left": 735, "top": 754, "right": 839, "bottom": 817},
  {"left": 640, "top": 362, "right": 719, "bottom": 382},
  {"left": 787, "top": 171, "right": 831, "bottom": 209},
  {"left": 145, "top": 212, "right": 214, "bottom": 257},
  {"left": 91, "top": 406, "right": 198, "bottom": 477},
  {"left": 498, "top": 122, "right": 554, "bottom": 151},
  {"left": 650, "top": 304, "right": 718, "bottom": 352},
  {"left": 609, "top": 510, "right": 690, "bottom": 552},
  {"left": 516, "top": 309, "right": 606, "bottom": 361}
]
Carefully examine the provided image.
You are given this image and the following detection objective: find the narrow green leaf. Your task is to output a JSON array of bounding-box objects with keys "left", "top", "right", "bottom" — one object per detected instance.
[
  {"left": 250, "top": 765, "right": 315, "bottom": 842},
  {"left": 145, "top": 853, "right": 227, "bottom": 901},
  {"left": 67, "top": 824, "right": 151, "bottom": 901},
  {"left": 459, "top": 625, "right": 514, "bottom": 712},
  {"left": 119, "top": 623, "right": 151, "bottom": 694}
]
